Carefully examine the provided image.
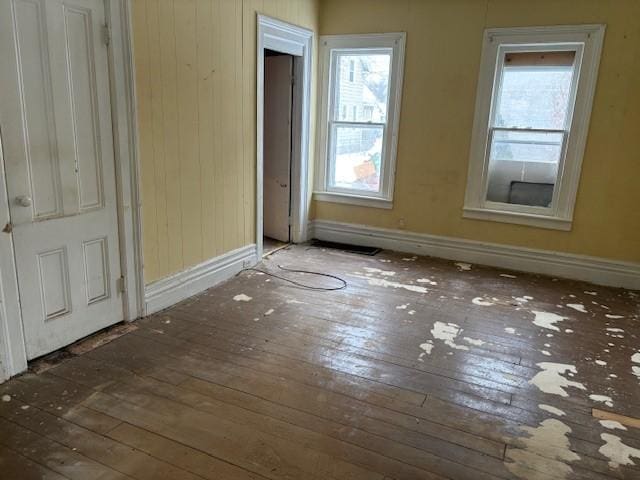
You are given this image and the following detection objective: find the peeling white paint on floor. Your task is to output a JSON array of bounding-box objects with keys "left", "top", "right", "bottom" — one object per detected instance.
[
  {"left": 472, "top": 297, "right": 494, "bottom": 306},
  {"left": 532, "top": 311, "right": 568, "bottom": 331},
  {"left": 565, "top": 329, "right": 574, "bottom": 334},
  {"left": 606, "top": 328, "right": 624, "bottom": 333},
  {"left": 396, "top": 303, "right": 409, "bottom": 310},
  {"left": 286, "top": 299, "right": 304, "bottom": 304},
  {"left": 402, "top": 256, "right": 417, "bottom": 262},
  {"left": 538, "top": 404, "right": 565, "bottom": 416},
  {"left": 595, "top": 360, "right": 607, "bottom": 366},
  {"left": 584, "top": 291, "right": 597, "bottom": 295},
  {"left": 417, "top": 278, "right": 438, "bottom": 285},
  {"left": 599, "top": 433, "right": 640, "bottom": 468},
  {"left": 1, "top": 395, "right": 10, "bottom": 402},
  {"left": 418, "top": 340, "right": 434, "bottom": 359},
  {"left": 454, "top": 262, "right": 472, "bottom": 271},
  {"left": 353, "top": 275, "right": 428, "bottom": 294},
  {"left": 529, "top": 363, "right": 586, "bottom": 396},
  {"left": 589, "top": 394, "right": 613, "bottom": 407},
  {"left": 408, "top": 310, "right": 416, "bottom": 315},
  {"left": 363, "top": 267, "right": 396, "bottom": 276},
  {"left": 463, "top": 337, "right": 485, "bottom": 346},
  {"left": 566, "top": 303, "right": 587, "bottom": 313},
  {"left": 505, "top": 327, "right": 516, "bottom": 334},
  {"left": 605, "top": 314, "right": 624, "bottom": 319},
  {"left": 505, "top": 419, "right": 579, "bottom": 480},
  {"left": 233, "top": 294, "right": 252, "bottom": 302},
  {"left": 431, "top": 322, "right": 469, "bottom": 350},
  {"left": 632, "top": 353, "right": 640, "bottom": 379},
  {"left": 264, "top": 309, "right": 274, "bottom": 316},
  {"left": 500, "top": 273, "right": 517, "bottom": 278},
  {"left": 541, "top": 350, "right": 551, "bottom": 356},
  {"left": 513, "top": 296, "right": 531, "bottom": 303},
  {"left": 599, "top": 420, "right": 627, "bottom": 430}
]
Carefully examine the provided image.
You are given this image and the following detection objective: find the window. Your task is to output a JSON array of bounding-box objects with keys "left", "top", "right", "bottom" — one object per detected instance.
[
  {"left": 315, "top": 33, "right": 406, "bottom": 209},
  {"left": 464, "top": 25, "right": 605, "bottom": 230}
]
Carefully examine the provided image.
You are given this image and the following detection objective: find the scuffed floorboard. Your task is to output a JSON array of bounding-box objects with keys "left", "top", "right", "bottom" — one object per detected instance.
[{"left": 1, "top": 244, "right": 639, "bottom": 480}]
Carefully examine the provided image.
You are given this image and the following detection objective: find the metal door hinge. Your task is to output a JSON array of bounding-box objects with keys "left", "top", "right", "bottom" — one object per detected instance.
[
  {"left": 116, "top": 276, "right": 126, "bottom": 293},
  {"left": 102, "top": 24, "right": 111, "bottom": 46}
]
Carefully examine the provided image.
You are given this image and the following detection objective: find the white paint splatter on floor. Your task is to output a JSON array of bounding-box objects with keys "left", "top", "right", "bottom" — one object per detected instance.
[
  {"left": 396, "top": 304, "right": 409, "bottom": 310},
  {"left": 500, "top": 273, "right": 517, "bottom": 278},
  {"left": 605, "top": 314, "right": 624, "bottom": 319},
  {"left": 505, "top": 327, "right": 516, "bottom": 334},
  {"left": 1, "top": 395, "right": 10, "bottom": 402},
  {"left": 353, "top": 275, "right": 428, "bottom": 294},
  {"left": 418, "top": 340, "right": 434, "bottom": 360},
  {"left": 631, "top": 353, "right": 640, "bottom": 380},
  {"left": 541, "top": 350, "right": 551, "bottom": 356},
  {"left": 286, "top": 299, "right": 304, "bottom": 304},
  {"left": 532, "top": 311, "right": 568, "bottom": 331},
  {"left": 529, "top": 363, "right": 586, "bottom": 396},
  {"left": 566, "top": 303, "right": 587, "bottom": 313},
  {"left": 408, "top": 310, "right": 416, "bottom": 315},
  {"left": 589, "top": 394, "right": 613, "bottom": 407},
  {"left": 264, "top": 309, "right": 274, "bottom": 316},
  {"left": 472, "top": 297, "right": 494, "bottom": 306},
  {"left": 233, "top": 294, "right": 252, "bottom": 302},
  {"left": 584, "top": 291, "right": 597, "bottom": 296},
  {"left": 565, "top": 329, "right": 574, "bottom": 334},
  {"left": 454, "top": 262, "right": 472, "bottom": 271},
  {"left": 599, "top": 420, "right": 626, "bottom": 430},
  {"left": 416, "top": 278, "right": 438, "bottom": 285},
  {"left": 402, "top": 256, "right": 417, "bottom": 262},
  {"left": 595, "top": 360, "right": 607, "bottom": 366},
  {"left": 538, "top": 404, "right": 565, "bottom": 416},
  {"left": 599, "top": 433, "right": 640, "bottom": 468},
  {"left": 505, "top": 419, "right": 579, "bottom": 480},
  {"left": 20, "top": 405, "right": 29, "bottom": 410},
  {"left": 431, "top": 322, "right": 469, "bottom": 350},
  {"left": 463, "top": 337, "right": 485, "bottom": 346},
  {"left": 363, "top": 267, "right": 396, "bottom": 276}
]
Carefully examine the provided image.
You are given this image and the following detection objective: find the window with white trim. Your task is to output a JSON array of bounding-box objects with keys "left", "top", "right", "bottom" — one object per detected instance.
[
  {"left": 464, "top": 25, "right": 605, "bottom": 230},
  {"left": 315, "top": 33, "right": 405, "bottom": 208}
]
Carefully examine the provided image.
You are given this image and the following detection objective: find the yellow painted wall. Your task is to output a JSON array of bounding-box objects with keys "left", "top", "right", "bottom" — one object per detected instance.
[
  {"left": 132, "top": 0, "right": 319, "bottom": 283},
  {"left": 316, "top": 0, "right": 640, "bottom": 263}
]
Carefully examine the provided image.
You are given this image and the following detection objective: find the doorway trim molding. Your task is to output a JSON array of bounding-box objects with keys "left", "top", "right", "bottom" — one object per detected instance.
[
  {"left": 256, "top": 15, "right": 313, "bottom": 258},
  {"left": 0, "top": 0, "right": 144, "bottom": 381}
]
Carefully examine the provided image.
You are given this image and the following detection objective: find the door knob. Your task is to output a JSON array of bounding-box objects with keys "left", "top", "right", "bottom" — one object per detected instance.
[{"left": 15, "top": 195, "right": 32, "bottom": 207}]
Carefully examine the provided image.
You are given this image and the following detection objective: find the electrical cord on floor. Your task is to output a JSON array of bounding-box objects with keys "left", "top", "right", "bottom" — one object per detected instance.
[{"left": 237, "top": 264, "right": 347, "bottom": 291}]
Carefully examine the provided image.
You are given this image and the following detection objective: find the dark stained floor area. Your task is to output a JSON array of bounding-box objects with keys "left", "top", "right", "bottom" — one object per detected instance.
[{"left": 1, "top": 244, "right": 639, "bottom": 480}]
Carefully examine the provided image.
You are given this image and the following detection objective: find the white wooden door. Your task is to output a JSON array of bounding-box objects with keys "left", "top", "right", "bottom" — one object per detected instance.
[
  {"left": 263, "top": 55, "right": 292, "bottom": 243},
  {"left": 0, "top": 0, "right": 123, "bottom": 359}
]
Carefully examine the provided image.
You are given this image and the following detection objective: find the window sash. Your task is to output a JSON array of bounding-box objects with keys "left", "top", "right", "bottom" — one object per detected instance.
[
  {"left": 481, "top": 45, "right": 581, "bottom": 215},
  {"left": 326, "top": 121, "right": 387, "bottom": 196}
]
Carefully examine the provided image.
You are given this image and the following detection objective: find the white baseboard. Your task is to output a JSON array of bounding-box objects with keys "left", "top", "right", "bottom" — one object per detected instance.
[
  {"left": 144, "top": 244, "right": 257, "bottom": 315},
  {"left": 309, "top": 220, "right": 640, "bottom": 290}
]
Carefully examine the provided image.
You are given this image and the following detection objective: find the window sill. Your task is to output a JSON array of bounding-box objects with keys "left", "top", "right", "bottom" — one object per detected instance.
[
  {"left": 314, "top": 192, "right": 393, "bottom": 210},
  {"left": 463, "top": 206, "right": 572, "bottom": 231}
]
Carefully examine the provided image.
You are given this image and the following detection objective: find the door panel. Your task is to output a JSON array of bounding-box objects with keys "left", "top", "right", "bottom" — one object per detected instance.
[
  {"left": 263, "top": 55, "right": 292, "bottom": 243},
  {"left": 0, "top": 0, "right": 123, "bottom": 359}
]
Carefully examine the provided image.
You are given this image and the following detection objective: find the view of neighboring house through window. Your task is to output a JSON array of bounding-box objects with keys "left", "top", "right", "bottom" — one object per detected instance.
[
  {"left": 316, "top": 33, "right": 406, "bottom": 206},
  {"left": 464, "top": 25, "right": 605, "bottom": 230}
]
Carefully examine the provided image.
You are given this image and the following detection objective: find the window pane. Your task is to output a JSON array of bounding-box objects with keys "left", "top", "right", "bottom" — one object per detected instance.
[
  {"left": 330, "top": 125, "right": 384, "bottom": 192},
  {"left": 334, "top": 52, "right": 391, "bottom": 123},
  {"left": 494, "top": 51, "right": 575, "bottom": 130},
  {"left": 486, "top": 130, "right": 563, "bottom": 206}
]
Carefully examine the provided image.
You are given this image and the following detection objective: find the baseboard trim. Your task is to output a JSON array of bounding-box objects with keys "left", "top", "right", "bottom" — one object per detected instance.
[
  {"left": 309, "top": 220, "right": 640, "bottom": 290},
  {"left": 144, "top": 244, "right": 257, "bottom": 315}
]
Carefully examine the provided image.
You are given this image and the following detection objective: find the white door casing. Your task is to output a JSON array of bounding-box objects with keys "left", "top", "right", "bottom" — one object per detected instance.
[
  {"left": 263, "top": 55, "right": 293, "bottom": 243},
  {"left": 0, "top": 0, "right": 123, "bottom": 359}
]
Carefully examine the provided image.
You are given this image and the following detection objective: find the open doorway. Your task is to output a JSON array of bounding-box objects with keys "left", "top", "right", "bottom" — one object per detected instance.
[
  {"left": 263, "top": 50, "right": 294, "bottom": 256},
  {"left": 256, "top": 16, "right": 313, "bottom": 259}
]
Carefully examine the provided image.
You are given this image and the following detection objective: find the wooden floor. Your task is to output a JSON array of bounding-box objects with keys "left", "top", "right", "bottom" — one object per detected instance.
[{"left": 1, "top": 244, "right": 639, "bottom": 480}]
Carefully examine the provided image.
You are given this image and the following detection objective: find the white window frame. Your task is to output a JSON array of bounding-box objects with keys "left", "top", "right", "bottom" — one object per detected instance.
[
  {"left": 315, "top": 33, "right": 406, "bottom": 209},
  {"left": 463, "top": 25, "right": 605, "bottom": 230}
]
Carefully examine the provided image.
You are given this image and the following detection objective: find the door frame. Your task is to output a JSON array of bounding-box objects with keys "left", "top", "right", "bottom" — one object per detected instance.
[
  {"left": 0, "top": 0, "right": 144, "bottom": 381},
  {"left": 256, "top": 15, "right": 313, "bottom": 258}
]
